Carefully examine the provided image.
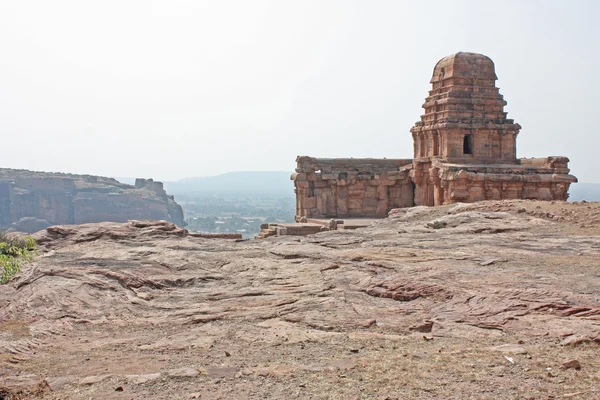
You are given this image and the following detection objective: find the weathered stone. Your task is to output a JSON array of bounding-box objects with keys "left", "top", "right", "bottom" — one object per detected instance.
[
  {"left": 79, "top": 374, "right": 112, "bottom": 385},
  {"left": 560, "top": 335, "right": 593, "bottom": 347},
  {"left": 166, "top": 367, "right": 201, "bottom": 378},
  {"left": 291, "top": 158, "right": 414, "bottom": 219},
  {"left": 4, "top": 202, "right": 600, "bottom": 397},
  {"left": 408, "top": 52, "right": 576, "bottom": 206},
  {"left": 489, "top": 344, "right": 527, "bottom": 354},
  {"left": 46, "top": 376, "right": 76, "bottom": 391},
  {"left": 560, "top": 360, "right": 582, "bottom": 370},
  {"left": 125, "top": 373, "right": 162, "bottom": 385},
  {"left": 290, "top": 52, "right": 576, "bottom": 221},
  {"left": 409, "top": 320, "right": 434, "bottom": 333}
]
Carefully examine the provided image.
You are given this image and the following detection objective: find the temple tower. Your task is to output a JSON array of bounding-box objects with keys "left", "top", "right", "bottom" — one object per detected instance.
[
  {"left": 410, "top": 52, "right": 520, "bottom": 164},
  {"left": 408, "top": 52, "right": 575, "bottom": 206},
  {"left": 290, "top": 51, "right": 576, "bottom": 224}
]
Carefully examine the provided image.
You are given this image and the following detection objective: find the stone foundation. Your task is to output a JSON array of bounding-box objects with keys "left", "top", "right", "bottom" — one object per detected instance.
[{"left": 418, "top": 156, "right": 576, "bottom": 206}]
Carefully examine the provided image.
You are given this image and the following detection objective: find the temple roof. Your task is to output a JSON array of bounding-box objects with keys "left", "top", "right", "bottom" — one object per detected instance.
[{"left": 430, "top": 52, "right": 497, "bottom": 83}]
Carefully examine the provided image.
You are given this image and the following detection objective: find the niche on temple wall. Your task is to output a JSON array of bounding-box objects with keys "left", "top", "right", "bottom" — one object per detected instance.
[{"left": 463, "top": 134, "right": 473, "bottom": 155}]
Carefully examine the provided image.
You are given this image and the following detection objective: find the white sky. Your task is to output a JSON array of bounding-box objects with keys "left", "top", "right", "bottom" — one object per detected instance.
[{"left": 1, "top": 0, "right": 598, "bottom": 182}]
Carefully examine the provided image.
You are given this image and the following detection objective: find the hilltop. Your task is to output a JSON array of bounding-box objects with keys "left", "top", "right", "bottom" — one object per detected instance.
[
  {"left": 0, "top": 168, "right": 186, "bottom": 232},
  {"left": 1, "top": 200, "right": 599, "bottom": 399}
]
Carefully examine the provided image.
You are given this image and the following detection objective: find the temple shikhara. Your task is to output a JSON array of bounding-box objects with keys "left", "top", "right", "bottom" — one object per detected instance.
[{"left": 291, "top": 52, "right": 577, "bottom": 221}]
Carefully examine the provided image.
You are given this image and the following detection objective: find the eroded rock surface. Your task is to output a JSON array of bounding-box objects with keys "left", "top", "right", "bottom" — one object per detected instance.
[{"left": 1, "top": 200, "right": 599, "bottom": 399}]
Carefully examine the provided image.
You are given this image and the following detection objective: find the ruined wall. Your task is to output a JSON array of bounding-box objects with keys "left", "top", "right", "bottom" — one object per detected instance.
[
  {"left": 133, "top": 178, "right": 186, "bottom": 227},
  {"left": 135, "top": 178, "right": 164, "bottom": 193},
  {"left": 292, "top": 156, "right": 414, "bottom": 219}
]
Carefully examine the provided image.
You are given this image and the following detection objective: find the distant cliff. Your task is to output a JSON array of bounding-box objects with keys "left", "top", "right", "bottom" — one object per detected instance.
[{"left": 0, "top": 168, "right": 186, "bottom": 233}]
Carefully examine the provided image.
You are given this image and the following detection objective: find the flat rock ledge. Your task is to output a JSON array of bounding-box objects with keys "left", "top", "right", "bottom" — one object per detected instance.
[{"left": 1, "top": 200, "right": 599, "bottom": 399}]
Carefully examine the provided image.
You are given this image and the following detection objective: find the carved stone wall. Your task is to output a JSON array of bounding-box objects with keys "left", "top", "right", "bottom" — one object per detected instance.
[
  {"left": 410, "top": 52, "right": 520, "bottom": 165},
  {"left": 408, "top": 52, "right": 576, "bottom": 206},
  {"left": 424, "top": 156, "right": 575, "bottom": 205},
  {"left": 292, "top": 157, "right": 414, "bottom": 220}
]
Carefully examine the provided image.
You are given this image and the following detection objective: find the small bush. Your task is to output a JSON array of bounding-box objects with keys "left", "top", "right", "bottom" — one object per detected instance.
[
  {"left": 0, "top": 231, "right": 36, "bottom": 284},
  {"left": 426, "top": 220, "right": 447, "bottom": 229}
]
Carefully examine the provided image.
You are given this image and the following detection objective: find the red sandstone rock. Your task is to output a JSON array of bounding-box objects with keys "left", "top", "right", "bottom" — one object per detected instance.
[
  {"left": 1, "top": 200, "right": 600, "bottom": 398},
  {"left": 560, "top": 360, "right": 582, "bottom": 370}
]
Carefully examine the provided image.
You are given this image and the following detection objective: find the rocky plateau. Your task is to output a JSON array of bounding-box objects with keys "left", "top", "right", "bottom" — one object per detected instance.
[
  {"left": 0, "top": 168, "right": 186, "bottom": 232},
  {"left": 0, "top": 200, "right": 599, "bottom": 399}
]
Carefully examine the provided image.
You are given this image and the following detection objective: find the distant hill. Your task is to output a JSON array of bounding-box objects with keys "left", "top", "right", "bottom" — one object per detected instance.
[
  {"left": 159, "top": 171, "right": 295, "bottom": 197},
  {"left": 569, "top": 183, "right": 600, "bottom": 202}
]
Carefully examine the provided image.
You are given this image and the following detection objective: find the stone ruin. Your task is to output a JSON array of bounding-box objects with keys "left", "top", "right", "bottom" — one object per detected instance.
[{"left": 291, "top": 52, "right": 577, "bottom": 221}]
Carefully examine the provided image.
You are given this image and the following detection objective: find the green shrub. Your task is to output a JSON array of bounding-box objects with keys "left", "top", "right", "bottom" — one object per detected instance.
[{"left": 0, "top": 232, "right": 36, "bottom": 284}]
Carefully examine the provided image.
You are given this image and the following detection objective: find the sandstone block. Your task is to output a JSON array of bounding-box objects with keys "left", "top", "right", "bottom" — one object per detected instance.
[{"left": 348, "top": 199, "right": 363, "bottom": 209}]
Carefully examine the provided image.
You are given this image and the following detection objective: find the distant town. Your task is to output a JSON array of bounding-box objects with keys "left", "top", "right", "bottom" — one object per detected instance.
[{"left": 180, "top": 193, "right": 295, "bottom": 238}]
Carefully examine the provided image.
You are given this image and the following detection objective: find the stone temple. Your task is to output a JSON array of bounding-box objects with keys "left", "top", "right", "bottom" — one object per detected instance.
[{"left": 291, "top": 52, "right": 577, "bottom": 221}]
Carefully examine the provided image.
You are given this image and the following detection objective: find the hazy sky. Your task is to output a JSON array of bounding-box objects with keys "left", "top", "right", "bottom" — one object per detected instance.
[{"left": 1, "top": 0, "right": 598, "bottom": 182}]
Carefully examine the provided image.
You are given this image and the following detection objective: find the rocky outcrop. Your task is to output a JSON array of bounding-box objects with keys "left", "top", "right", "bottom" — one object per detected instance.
[
  {"left": 0, "top": 169, "right": 186, "bottom": 232},
  {"left": 1, "top": 201, "right": 599, "bottom": 399}
]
